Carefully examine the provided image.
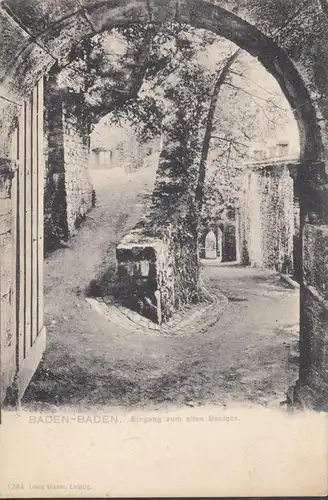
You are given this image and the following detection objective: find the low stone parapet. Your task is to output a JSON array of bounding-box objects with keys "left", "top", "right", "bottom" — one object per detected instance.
[
  {"left": 116, "top": 219, "right": 200, "bottom": 324},
  {"left": 116, "top": 231, "right": 170, "bottom": 325}
]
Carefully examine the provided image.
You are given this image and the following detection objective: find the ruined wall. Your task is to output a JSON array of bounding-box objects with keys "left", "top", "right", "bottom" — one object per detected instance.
[
  {"left": 116, "top": 109, "right": 203, "bottom": 324},
  {"left": 44, "top": 76, "right": 93, "bottom": 249},
  {"left": 116, "top": 219, "right": 200, "bottom": 325},
  {"left": 44, "top": 76, "right": 67, "bottom": 247},
  {"left": 260, "top": 166, "right": 294, "bottom": 273},
  {"left": 240, "top": 163, "right": 295, "bottom": 274},
  {"left": 0, "top": 159, "right": 16, "bottom": 402},
  {"left": 62, "top": 98, "right": 93, "bottom": 233},
  {"left": 299, "top": 222, "right": 328, "bottom": 409}
]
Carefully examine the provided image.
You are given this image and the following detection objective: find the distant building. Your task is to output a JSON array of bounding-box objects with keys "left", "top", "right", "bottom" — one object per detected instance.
[
  {"left": 90, "top": 147, "right": 113, "bottom": 168},
  {"left": 250, "top": 140, "right": 299, "bottom": 163},
  {"left": 239, "top": 149, "right": 301, "bottom": 279}
]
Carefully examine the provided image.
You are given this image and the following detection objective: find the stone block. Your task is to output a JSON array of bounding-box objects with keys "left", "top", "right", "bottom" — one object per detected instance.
[
  {"left": 116, "top": 237, "right": 168, "bottom": 323},
  {"left": 0, "top": 194, "right": 11, "bottom": 212},
  {"left": 116, "top": 219, "right": 200, "bottom": 323},
  {"left": 8, "top": 42, "right": 54, "bottom": 98}
]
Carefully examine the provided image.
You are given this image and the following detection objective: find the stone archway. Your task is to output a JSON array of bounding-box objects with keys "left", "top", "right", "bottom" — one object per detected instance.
[{"left": 0, "top": 0, "right": 328, "bottom": 409}]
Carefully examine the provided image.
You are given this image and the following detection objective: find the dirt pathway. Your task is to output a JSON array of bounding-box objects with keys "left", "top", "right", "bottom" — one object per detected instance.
[{"left": 23, "top": 169, "right": 299, "bottom": 410}]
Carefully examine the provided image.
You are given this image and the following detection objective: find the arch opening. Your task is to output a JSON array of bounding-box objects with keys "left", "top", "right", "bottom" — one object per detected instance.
[{"left": 0, "top": 1, "right": 327, "bottom": 411}]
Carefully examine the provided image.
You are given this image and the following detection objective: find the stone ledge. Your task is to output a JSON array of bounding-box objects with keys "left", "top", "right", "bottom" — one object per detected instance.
[
  {"left": 85, "top": 297, "right": 160, "bottom": 335},
  {"left": 85, "top": 282, "right": 229, "bottom": 338}
]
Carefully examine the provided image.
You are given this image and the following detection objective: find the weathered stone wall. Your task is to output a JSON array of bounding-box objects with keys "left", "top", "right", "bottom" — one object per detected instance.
[
  {"left": 116, "top": 107, "right": 203, "bottom": 323},
  {"left": 116, "top": 219, "right": 200, "bottom": 324},
  {"left": 62, "top": 98, "right": 93, "bottom": 234},
  {"left": 44, "top": 75, "right": 67, "bottom": 247},
  {"left": 44, "top": 76, "right": 93, "bottom": 249},
  {"left": 261, "top": 166, "right": 295, "bottom": 273},
  {"left": 299, "top": 223, "right": 328, "bottom": 409},
  {"left": 0, "top": 159, "right": 16, "bottom": 403},
  {"left": 240, "top": 162, "right": 295, "bottom": 274}
]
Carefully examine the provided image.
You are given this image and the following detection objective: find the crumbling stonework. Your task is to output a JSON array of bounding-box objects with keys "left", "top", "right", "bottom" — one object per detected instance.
[
  {"left": 116, "top": 219, "right": 200, "bottom": 324},
  {"left": 44, "top": 75, "right": 93, "bottom": 249},
  {"left": 62, "top": 99, "right": 93, "bottom": 232},
  {"left": 239, "top": 161, "right": 297, "bottom": 274},
  {"left": 116, "top": 105, "right": 204, "bottom": 323}
]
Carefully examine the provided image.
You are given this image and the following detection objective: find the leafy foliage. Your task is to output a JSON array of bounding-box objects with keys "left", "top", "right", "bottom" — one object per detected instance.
[{"left": 58, "top": 23, "right": 297, "bottom": 233}]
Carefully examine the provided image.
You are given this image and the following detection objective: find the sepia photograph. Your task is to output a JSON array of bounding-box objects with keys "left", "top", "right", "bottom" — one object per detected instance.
[{"left": 0, "top": 0, "right": 327, "bottom": 497}]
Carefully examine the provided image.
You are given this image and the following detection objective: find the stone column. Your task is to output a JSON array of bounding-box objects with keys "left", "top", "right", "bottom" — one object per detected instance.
[
  {"left": 295, "top": 160, "right": 328, "bottom": 410},
  {"left": 44, "top": 74, "right": 93, "bottom": 250}
]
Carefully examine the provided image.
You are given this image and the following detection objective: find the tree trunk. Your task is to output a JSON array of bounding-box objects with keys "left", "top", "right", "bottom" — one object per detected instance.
[{"left": 195, "top": 49, "right": 241, "bottom": 211}]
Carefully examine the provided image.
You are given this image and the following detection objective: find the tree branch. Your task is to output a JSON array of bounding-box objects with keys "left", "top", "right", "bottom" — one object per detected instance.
[
  {"left": 228, "top": 69, "right": 281, "bottom": 98},
  {"left": 224, "top": 82, "right": 289, "bottom": 111},
  {"left": 211, "top": 135, "right": 248, "bottom": 148}
]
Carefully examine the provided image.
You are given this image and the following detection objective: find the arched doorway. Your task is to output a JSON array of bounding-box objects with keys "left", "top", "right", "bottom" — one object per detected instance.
[{"left": 0, "top": 0, "right": 327, "bottom": 409}]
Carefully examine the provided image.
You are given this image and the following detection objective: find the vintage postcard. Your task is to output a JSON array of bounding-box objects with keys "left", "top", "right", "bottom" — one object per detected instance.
[{"left": 0, "top": 0, "right": 327, "bottom": 497}]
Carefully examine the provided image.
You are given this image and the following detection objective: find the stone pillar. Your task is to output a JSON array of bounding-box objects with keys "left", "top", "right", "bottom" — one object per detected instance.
[
  {"left": 295, "top": 160, "right": 328, "bottom": 410},
  {"left": 44, "top": 74, "right": 93, "bottom": 250},
  {"left": 62, "top": 95, "right": 93, "bottom": 232}
]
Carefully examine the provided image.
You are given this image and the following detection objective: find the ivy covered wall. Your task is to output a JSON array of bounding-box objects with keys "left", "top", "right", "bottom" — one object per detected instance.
[{"left": 239, "top": 162, "right": 297, "bottom": 275}]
